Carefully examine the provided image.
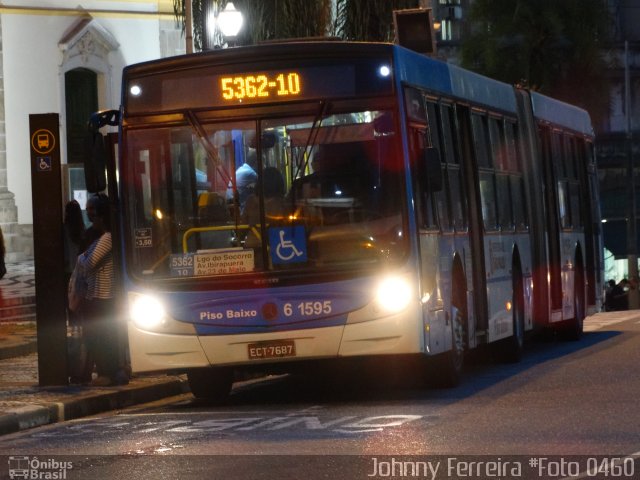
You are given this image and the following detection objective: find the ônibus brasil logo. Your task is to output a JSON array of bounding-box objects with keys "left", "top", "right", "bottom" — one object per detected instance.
[{"left": 8, "top": 456, "right": 73, "bottom": 479}]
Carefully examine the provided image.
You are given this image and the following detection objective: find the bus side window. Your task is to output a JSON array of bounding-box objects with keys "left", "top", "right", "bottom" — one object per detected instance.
[
  {"left": 479, "top": 170, "right": 498, "bottom": 232},
  {"left": 411, "top": 128, "right": 438, "bottom": 230},
  {"left": 471, "top": 113, "right": 492, "bottom": 169},
  {"left": 488, "top": 117, "right": 506, "bottom": 170},
  {"left": 426, "top": 101, "right": 451, "bottom": 231},
  {"left": 405, "top": 87, "right": 426, "bottom": 123},
  {"left": 440, "top": 104, "right": 459, "bottom": 165},
  {"left": 496, "top": 172, "right": 514, "bottom": 231},
  {"left": 441, "top": 104, "right": 467, "bottom": 231},
  {"left": 504, "top": 119, "right": 528, "bottom": 231},
  {"left": 448, "top": 165, "right": 466, "bottom": 231},
  {"left": 552, "top": 132, "right": 571, "bottom": 229},
  {"left": 569, "top": 136, "right": 583, "bottom": 229},
  {"left": 472, "top": 112, "right": 498, "bottom": 231},
  {"left": 426, "top": 101, "right": 442, "bottom": 154},
  {"left": 490, "top": 117, "right": 514, "bottom": 231}
]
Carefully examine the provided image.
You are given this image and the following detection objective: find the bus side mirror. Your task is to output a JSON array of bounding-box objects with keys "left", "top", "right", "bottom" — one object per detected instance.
[
  {"left": 422, "top": 147, "right": 443, "bottom": 192},
  {"left": 84, "top": 131, "right": 107, "bottom": 193},
  {"left": 84, "top": 110, "right": 119, "bottom": 193}
]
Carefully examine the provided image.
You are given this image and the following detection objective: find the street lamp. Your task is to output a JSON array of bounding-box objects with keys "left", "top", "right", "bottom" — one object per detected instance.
[{"left": 217, "top": 2, "right": 243, "bottom": 45}]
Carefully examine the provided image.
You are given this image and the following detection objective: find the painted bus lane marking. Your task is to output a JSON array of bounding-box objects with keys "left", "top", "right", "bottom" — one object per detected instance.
[{"left": 30, "top": 408, "right": 430, "bottom": 438}]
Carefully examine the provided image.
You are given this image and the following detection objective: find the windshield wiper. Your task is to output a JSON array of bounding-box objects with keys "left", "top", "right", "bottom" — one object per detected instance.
[
  {"left": 292, "top": 100, "right": 330, "bottom": 181},
  {"left": 185, "top": 110, "right": 231, "bottom": 186}
]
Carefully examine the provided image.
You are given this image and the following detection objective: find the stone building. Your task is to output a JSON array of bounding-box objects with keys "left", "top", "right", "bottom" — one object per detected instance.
[{"left": 0, "top": 1, "right": 184, "bottom": 261}]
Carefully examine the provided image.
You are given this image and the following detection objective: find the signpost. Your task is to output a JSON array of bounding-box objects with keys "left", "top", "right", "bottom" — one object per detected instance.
[{"left": 29, "top": 113, "right": 68, "bottom": 386}]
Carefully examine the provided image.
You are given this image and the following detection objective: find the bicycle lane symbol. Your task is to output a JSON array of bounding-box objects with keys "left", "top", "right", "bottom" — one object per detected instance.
[{"left": 269, "top": 226, "right": 307, "bottom": 264}]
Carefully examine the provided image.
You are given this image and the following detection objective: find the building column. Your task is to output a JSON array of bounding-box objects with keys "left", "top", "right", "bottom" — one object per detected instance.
[{"left": 0, "top": 17, "right": 24, "bottom": 262}]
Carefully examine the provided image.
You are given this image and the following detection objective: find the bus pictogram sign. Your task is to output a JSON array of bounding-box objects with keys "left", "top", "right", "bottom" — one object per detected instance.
[{"left": 31, "top": 129, "right": 56, "bottom": 155}]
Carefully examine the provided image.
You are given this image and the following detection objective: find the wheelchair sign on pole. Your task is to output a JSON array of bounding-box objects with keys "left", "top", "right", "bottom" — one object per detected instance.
[{"left": 269, "top": 226, "right": 307, "bottom": 264}]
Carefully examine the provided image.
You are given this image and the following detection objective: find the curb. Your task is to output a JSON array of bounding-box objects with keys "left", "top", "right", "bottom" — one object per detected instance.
[
  {"left": 0, "top": 339, "right": 37, "bottom": 360},
  {"left": 0, "top": 376, "right": 189, "bottom": 436}
]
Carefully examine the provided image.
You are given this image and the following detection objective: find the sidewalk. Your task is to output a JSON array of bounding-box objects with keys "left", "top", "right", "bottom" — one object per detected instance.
[{"left": 0, "top": 261, "right": 189, "bottom": 436}]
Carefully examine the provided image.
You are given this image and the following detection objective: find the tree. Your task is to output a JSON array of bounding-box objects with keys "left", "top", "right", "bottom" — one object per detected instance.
[
  {"left": 172, "top": 0, "right": 332, "bottom": 50},
  {"left": 172, "top": 0, "right": 212, "bottom": 51},
  {"left": 334, "top": 0, "right": 420, "bottom": 42},
  {"left": 460, "top": 0, "right": 611, "bottom": 126}
]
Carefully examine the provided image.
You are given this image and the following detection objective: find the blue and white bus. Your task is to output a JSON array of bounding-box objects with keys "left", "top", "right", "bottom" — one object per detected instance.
[{"left": 97, "top": 41, "right": 602, "bottom": 399}]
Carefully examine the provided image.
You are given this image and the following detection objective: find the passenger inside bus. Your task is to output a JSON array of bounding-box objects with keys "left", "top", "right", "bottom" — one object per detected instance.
[
  {"left": 242, "top": 167, "right": 287, "bottom": 265},
  {"left": 227, "top": 148, "right": 258, "bottom": 213},
  {"left": 194, "top": 191, "right": 233, "bottom": 250}
]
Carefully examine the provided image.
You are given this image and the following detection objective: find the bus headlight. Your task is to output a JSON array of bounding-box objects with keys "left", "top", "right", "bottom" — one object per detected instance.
[
  {"left": 129, "top": 293, "right": 166, "bottom": 329},
  {"left": 375, "top": 275, "right": 413, "bottom": 313}
]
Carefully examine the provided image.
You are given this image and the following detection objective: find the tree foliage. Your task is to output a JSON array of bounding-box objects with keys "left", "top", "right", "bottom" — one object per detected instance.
[
  {"left": 334, "top": 0, "right": 420, "bottom": 42},
  {"left": 173, "top": 0, "right": 423, "bottom": 49},
  {"left": 172, "top": 0, "right": 211, "bottom": 51},
  {"left": 173, "top": 0, "right": 332, "bottom": 49},
  {"left": 460, "top": 0, "right": 611, "bottom": 125}
]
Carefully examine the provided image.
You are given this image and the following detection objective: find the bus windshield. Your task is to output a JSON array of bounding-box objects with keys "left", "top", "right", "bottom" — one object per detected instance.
[{"left": 124, "top": 105, "right": 407, "bottom": 282}]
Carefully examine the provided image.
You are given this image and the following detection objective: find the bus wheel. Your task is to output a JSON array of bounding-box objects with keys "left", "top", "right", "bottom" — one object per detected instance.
[
  {"left": 494, "top": 272, "right": 525, "bottom": 363},
  {"left": 187, "top": 367, "right": 233, "bottom": 402},
  {"left": 430, "top": 305, "right": 465, "bottom": 388},
  {"left": 561, "top": 273, "right": 585, "bottom": 341}
]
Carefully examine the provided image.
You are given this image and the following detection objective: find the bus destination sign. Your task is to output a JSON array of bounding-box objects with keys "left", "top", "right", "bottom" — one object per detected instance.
[
  {"left": 219, "top": 72, "right": 301, "bottom": 102},
  {"left": 126, "top": 58, "right": 393, "bottom": 113},
  {"left": 214, "top": 67, "right": 333, "bottom": 106}
]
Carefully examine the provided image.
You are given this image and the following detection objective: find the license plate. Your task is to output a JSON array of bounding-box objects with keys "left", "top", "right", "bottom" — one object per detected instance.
[{"left": 248, "top": 340, "right": 296, "bottom": 360}]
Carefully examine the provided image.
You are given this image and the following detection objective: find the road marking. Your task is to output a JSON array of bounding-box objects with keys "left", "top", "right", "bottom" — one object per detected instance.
[{"left": 29, "top": 412, "right": 427, "bottom": 437}]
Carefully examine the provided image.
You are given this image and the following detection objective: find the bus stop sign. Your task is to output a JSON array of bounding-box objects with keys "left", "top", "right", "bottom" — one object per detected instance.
[{"left": 29, "top": 113, "right": 68, "bottom": 386}]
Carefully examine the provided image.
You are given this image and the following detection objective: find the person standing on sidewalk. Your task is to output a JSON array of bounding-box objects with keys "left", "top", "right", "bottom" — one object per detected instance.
[
  {"left": 77, "top": 194, "right": 126, "bottom": 386},
  {"left": 0, "top": 225, "right": 6, "bottom": 280},
  {"left": 63, "top": 200, "right": 86, "bottom": 313},
  {"left": 64, "top": 200, "right": 89, "bottom": 384}
]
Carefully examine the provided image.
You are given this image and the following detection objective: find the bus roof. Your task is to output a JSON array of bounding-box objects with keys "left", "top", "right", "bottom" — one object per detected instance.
[
  {"left": 393, "top": 45, "right": 593, "bottom": 136},
  {"left": 530, "top": 91, "right": 594, "bottom": 137},
  {"left": 394, "top": 46, "right": 517, "bottom": 114},
  {"left": 122, "top": 40, "right": 593, "bottom": 137}
]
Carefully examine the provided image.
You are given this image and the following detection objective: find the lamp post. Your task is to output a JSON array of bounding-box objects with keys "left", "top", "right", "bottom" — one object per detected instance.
[
  {"left": 185, "top": 0, "right": 193, "bottom": 53},
  {"left": 217, "top": 2, "right": 244, "bottom": 47},
  {"left": 625, "top": 40, "right": 639, "bottom": 309}
]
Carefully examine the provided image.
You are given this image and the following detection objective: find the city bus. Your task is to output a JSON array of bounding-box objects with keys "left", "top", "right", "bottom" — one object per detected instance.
[{"left": 91, "top": 41, "right": 603, "bottom": 399}]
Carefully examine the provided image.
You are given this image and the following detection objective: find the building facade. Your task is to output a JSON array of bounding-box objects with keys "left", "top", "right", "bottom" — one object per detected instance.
[
  {"left": 0, "top": 1, "right": 184, "bottom": 260},
  {"left": 596, "top": 0, "right": 640, "bottom": 281}
]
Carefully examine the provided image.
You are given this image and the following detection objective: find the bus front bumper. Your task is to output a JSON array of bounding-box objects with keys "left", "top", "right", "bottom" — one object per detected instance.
[{"left": 128, "top": 302, "right": 424, "bottom": 373}]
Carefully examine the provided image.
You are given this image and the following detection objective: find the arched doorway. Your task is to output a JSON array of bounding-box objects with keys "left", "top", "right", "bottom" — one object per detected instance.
[{"left": 65, "top": 68, "right": 98, "bottom": 165}]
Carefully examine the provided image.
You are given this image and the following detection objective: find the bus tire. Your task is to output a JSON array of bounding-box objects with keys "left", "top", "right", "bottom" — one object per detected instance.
[
  {"left": 187, "top": 367, "right": 233, "bottom": 402},
  {"left": 494, "top": 270, "right": 525, "bottom": 363},
  {"left": 561, "top": 269, "right": 585, "bottom": 341},
  {"left": 430, "top": 304, "right": 465, "bottom": 388}
]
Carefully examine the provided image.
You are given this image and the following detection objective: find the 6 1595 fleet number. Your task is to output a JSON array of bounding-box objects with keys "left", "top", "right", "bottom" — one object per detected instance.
[{"left": 283, "top": 301, "right": 332, "bottom": 317}]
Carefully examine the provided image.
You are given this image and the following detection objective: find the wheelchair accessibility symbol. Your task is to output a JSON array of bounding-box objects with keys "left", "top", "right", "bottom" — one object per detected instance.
[
  {"left": 36, "top": 156, "right": 52, "bottom": 172},
  {"left": 269, "top": 226, "right": 307, "bottom": 264}
]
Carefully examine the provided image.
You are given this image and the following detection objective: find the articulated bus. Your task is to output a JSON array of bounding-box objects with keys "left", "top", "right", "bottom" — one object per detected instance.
[{"left": 98, "top": 41, "right": 603, "bottom": 399}]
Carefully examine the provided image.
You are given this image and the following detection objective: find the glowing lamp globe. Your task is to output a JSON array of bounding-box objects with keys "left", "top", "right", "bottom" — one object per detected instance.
[{"left": 217, "top": 3, "right": 243, "bottom": 38}]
